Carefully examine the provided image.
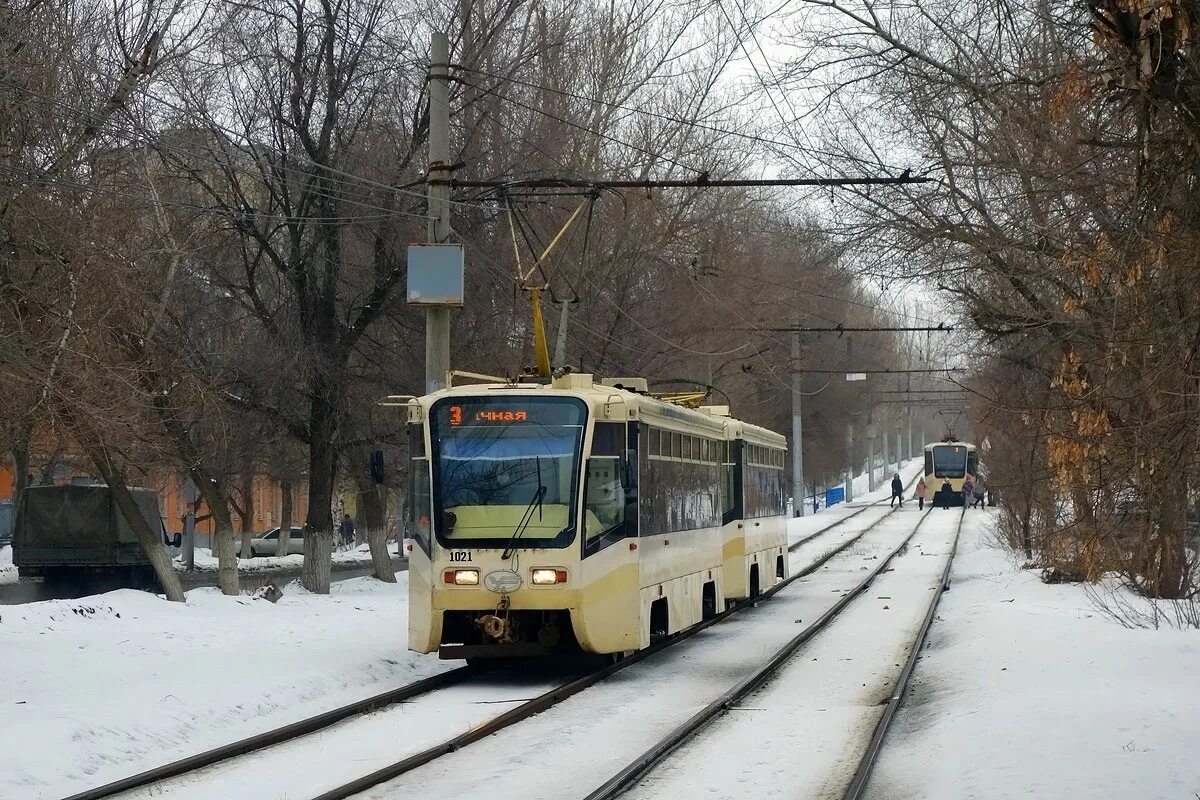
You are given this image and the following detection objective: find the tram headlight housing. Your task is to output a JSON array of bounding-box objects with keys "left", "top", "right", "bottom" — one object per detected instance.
[
  {"left": 443, "top": 569, "right": 480, "bottom": 586},
  {"left": 531, "top": 568, "right": 568, "bottom": 585}
]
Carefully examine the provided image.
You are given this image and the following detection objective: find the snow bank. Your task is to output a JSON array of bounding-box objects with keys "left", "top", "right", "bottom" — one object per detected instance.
[
  {"left": 0, "top": 573, "right": 447, "bottom": 800},
  {"left": 174, "top": 541, "right": 401, "bottom": 572},
  {"left": 0, "top": 545, "right": 15, "bottom": 585},
  {"left": 866, "top": 513, "right": 1200, "bottom": 800}
]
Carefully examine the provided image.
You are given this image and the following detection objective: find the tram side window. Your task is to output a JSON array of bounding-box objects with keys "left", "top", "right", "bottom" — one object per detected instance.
[
  {"left": 406, "top": 423, "right": 431, "bottom": 552},
  {"left": 722, "top": 440, "right": 741, "bottom": 524},
  {"left": 742, "top": 445, "right": 785, "bottom": 519},
  {"left": 584, "top": 423, "right": 637, "bottom": 556},
  {"left": 639, "top": 426, "right": 721, "bottom": 535}
]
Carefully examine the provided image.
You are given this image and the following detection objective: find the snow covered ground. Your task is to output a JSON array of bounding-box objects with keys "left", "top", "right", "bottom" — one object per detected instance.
[
  {"left": 0, "top": 574, "right": 444, "bottom": 800},
  {"left": 11, "top": 466, "right": 1192, "bottom": 800},
  {"left": 0, "top": 544, "right": 15, "bottom": 585},
  {"left": 865, "top": 513, "right": 1200, "bottom": 800}
]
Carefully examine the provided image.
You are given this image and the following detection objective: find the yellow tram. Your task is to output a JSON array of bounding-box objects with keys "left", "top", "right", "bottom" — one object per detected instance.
[
  {"left": 404, "top": 372, "right": 788, "bottom": 660},
  {"left": 923, "top": 439, "right": 979, "bottom": 506}
]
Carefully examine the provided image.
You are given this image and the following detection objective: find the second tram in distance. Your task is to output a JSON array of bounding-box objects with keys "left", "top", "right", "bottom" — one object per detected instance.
[
  {"left": 923, "top": 438, "right": 978, "bottom": 505},
  {"left": 404, "top": 372, "right": 788, "bottom": 660}
]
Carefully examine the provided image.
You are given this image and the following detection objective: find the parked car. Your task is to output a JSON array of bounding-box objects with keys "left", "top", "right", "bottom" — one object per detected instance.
[{"left": 249, "top": 526, "right": 305, "bottom": 557}]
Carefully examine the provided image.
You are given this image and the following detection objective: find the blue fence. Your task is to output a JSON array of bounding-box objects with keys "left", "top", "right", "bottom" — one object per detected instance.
[{"left": 825, "top": 486, "right": 846, "bottom": 507}]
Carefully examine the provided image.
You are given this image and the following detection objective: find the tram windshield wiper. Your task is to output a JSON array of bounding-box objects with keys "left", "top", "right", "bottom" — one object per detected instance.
[{"left": 501, "top": 456, "right": 545, "bottom": 560}]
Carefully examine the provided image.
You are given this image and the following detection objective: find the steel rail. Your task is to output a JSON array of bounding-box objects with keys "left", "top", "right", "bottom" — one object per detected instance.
[
  {"left": 582, "top": 509, "right": 939, "bottom": 800},
  {"left": 841, "top": 511, "right": 965, "bottom": 800},
  {"left": 304, "top": 501, "right": 920, "bottom": 800},
  {"left": 59, "top": 666, "right": 476, "bottom": 800}
]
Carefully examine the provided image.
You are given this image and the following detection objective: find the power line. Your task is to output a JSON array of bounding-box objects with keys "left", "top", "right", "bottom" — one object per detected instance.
[
  {"left": 448, "top": 175, "right": 930, "bottom": 190},
  {"left": 753, "top": 324, "right": 954, "bottom": 333},
  {"left": 455, "top": 65, "right": 833, "bottom": 160},
  {"left": 799, "top": 368, "right": 966, "bottom": 374},
  {"left": 456, "top": 77, "right": 706, "bottom": 175}
]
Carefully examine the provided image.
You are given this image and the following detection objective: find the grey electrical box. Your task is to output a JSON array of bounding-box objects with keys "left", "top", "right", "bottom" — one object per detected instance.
[{"left": 407, "top": 244, "right": 464, "bottom": 306}]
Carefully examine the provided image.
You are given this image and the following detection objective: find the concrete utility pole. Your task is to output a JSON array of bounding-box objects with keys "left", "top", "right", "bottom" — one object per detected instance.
[
  {"left": 845, "top": 423, "right": 855, "bottom": 503},
  {"left": 424, "top": 32, "right": 452, "bottom": 394},
  {"left": 905, "top": 372, "right": 913, "bottom": 461},
  {"left": 882, "top": 422, "right": 890, "bottom": 478},
  {"left": 791, "top": 330, "right": 805, "bottom": 517},
  {"left": 866, "top": 422, "right": 878, "bottom": 493}
]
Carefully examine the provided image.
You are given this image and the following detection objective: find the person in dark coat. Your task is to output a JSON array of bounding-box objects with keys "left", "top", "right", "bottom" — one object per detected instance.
[
  {"left": 940, "top": 479, "right": 953, "bottom": 509},
  {"left": 889, "top": 473, "right": 904, "bottom": 507},
  {"left": 339, "top": 514, "right": 356, "bottom": 549}
]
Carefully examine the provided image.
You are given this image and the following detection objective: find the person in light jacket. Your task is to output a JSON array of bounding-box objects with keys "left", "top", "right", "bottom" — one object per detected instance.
[
  {"left": 961, "top": 476, "right": 975, "bottom": 510},
  {"left": 915, "top": 477, "right": 927, "bottom": 510}
]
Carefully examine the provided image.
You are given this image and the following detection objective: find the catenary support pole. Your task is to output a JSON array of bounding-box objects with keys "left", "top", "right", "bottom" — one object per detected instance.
[
  {"left": 554, "top": 300, "right": 570, "bottom": 367},
  {"left": 845, "top": 423, "right": 855, "bottom": 503},
  {"left": 424, "top": 32, "right": 452, "bottom": 394},
  {"left": 791, "top": 330, "right": 805, "bottom": 517},
  {"left": 882, "top": 422, "right": 890, "bottom": 478}
]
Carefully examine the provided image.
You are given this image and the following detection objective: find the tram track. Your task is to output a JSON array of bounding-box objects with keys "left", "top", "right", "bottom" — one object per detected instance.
[
  {"left": 61, "top": 667, "right": 477, "bottom": 800},
  {"left": 70, "top": 481, "right": 924, "bottom": 800},
  {"left": 304, "top": 503, "right": 922, "bottom": 800},
  {"left": 841, "top": 509, "right": 963, "bottom": 800},
  {"left": 582, "top": 508, "right": 955, "bottom": 800}
]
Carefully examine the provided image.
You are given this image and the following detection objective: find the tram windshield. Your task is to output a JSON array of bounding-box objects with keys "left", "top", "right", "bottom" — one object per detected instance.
[
  {"left": 429, "top": 396, "right": 585, "bottom": 548},
  {"left": 931, "top": 445, "right": 969, "bottom": 478}
]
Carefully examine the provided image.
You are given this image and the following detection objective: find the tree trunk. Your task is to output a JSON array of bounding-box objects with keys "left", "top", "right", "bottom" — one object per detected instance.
[
  {"left": 360, "top": 487, "right": 395, "bottom": 583},
  {"left": 1150, "top": 491, "right": 1189, "bottom": 599},
  {"left": 301, "top": 387, "right": 339, "bottom": 593},
  {"left": 276, "top": 480, "right": 293, "bottom": 557},
  {"left": 12, "top": 436, "right": 30, "bottom": 499},
  {"left": 189, "top": 471, "right": 239, "bottom": 596},
  {"left": 214, "top": 514, "right": 239, "bottom": 595},
  {"left": 87, "top": 444, "right": 185, "bottom": 602},
  {"left": 239, "top": 474, "right": 254, "bottom": 559}
]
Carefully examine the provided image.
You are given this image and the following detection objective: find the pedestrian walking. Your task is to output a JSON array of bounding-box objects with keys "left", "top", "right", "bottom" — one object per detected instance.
[
  {"left": 890, "top": 473, "right": 904, "bottom": 507},
  {"left": 961, "top": 476, "right": 974, "bottom": 510},
  {"left": 915, "top": 477, "right": 927, "bottom": 510},
  {"left": 940, "top": 480, "right": 953, "bottom": 509},
  {"left": 339, "top": 513, "right": 356, "bottom": 550},
  {"left": 973, "top": 478, "right": 987, "bottom": 509}
]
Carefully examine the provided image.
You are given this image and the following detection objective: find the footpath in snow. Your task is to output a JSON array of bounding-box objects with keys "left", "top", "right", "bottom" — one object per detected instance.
[{"left": 866, "top": 512, "right": 1200, "bottom": 800}]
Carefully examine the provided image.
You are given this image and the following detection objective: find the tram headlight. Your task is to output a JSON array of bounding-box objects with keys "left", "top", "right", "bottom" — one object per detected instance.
[
  {"left": 531, "top": 568, "right": 568, "bottom": 585},
  {"left": 443, "top": 569, "right": 480, "bottom": 586}
]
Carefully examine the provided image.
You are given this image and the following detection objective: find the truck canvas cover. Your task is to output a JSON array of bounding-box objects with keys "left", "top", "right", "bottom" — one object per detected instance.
[{"left": 14, "top": 486, "right": 163, "bottom": 564}]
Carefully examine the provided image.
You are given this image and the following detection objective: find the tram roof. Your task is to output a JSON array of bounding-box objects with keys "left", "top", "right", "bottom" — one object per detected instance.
[{"left": 412, "top": 373, "right": 786, "bottom": 446}]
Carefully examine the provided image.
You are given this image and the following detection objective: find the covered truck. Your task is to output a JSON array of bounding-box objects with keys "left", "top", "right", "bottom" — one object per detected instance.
[{"left": 13, "top": 484, "right": 179, "bottom": 591}]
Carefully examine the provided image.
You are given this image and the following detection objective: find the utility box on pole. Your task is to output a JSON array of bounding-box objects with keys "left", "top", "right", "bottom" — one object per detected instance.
[{"left": 407, "top": 244, "right": 464, "bottom": 306}]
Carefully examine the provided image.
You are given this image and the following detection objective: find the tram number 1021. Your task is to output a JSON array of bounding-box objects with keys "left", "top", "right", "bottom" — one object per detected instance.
[{"left": 449, "top": 551, "right": 473, "bottom": 562}]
